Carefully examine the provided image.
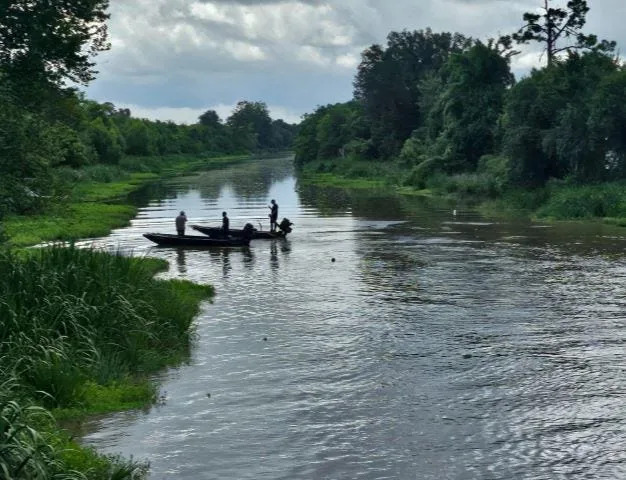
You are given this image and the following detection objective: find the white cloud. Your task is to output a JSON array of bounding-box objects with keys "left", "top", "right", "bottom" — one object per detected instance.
[
  {"left": 335, "top": 52, "right": 360, "bottom": 69},
  {"left": 117, "top": 102, "right": 303, "bottom": 125},
  {"left": 87, "top": 0, "right": 625, "bottom": 122},
  {"left": 117, "top": 104, "right": 206, "bottom": 124}
]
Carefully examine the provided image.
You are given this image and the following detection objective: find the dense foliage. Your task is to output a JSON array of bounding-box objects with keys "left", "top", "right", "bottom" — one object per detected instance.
[
  {"left": 295, "top": 0, "right": 625, "bottom": 195},
  {"left": 0, "top": 1, "right": 296, "bottom": 221}
]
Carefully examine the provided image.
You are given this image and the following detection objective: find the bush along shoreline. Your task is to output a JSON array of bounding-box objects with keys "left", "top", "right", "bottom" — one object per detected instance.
[
  {"left": 296, "top": 158, "right": 626, "bottom": 226},
  {"left": 293, "top": 1, "right": 626, "bottom": 227},
  {"left": 0, "top": 246, "right": 214, "bottom": 479}
]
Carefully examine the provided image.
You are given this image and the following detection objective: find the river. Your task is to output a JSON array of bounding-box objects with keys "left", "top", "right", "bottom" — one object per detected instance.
[{"left": 78, "top": 155, "right": 626, "bottom": 479}]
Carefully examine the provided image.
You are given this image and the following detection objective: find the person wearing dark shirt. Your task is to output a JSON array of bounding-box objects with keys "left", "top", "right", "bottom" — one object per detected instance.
[
  {"left": 175, "top": 211, "right": 187, "bottom": 236},
  {"left": 222, "top": 211, "right": 230, "bottom": 236},
  {"left": 268, "top": 199, "right": 278, "bottom": 232}
]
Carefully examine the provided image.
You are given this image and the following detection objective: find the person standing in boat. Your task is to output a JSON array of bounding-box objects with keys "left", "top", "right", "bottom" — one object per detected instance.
[
  {"left": 222, "top": 211, "right": 230, "bottom": 237},
  {"left": 268, "top": 199, "right": 278, "bottom": 232},
  {"left": 175, "top": 211, "right": 188, "bottom": 236}
]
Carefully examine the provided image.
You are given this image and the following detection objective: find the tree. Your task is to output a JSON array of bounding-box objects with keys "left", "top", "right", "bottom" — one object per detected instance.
[
  {"left": 502, "top": 52, "right": 617, "bottom": 185},
  {"left": 353, "top": 29, "right": 470, "bottom": 158},
  {"left": 512, "top": 0, "right": 615, "bottom": 66},
  {"left": 227, "top": 101, "right": 273, "bottom": 149},
  {"left": 425, "top": 41, "right": 514, "bottom": 171},
  {"left": 0, "top": 0, "right": 111, "bottom": 86},
  {"left": 588, "top": 70, "right": 626, "bottom": 179},
  {"left": 198, "top": 109, "right": 221, "bottom": 127},
  {"left": 0, "top": 96, "right": 59, "bottom": 215}
]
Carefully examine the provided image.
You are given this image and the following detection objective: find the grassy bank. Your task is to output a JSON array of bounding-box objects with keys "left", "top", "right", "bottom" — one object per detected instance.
[
  {"left": 0, "top": 246, "right": 213, "bottom": 479},
  {"left": 297, "top": 158, "right": 401, "bottom": 189},
  {"left": 2, "top": 153, "right": 250, "bottom": 247},
  {"left": 297, "top": 160, "right": 626, "bottom": 225}
]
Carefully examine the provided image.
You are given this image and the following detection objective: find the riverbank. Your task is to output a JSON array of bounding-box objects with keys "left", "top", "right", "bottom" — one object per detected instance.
[
  {"left": 3, "top": 153, "right": 250, "bottom": 247},
  {"left": 0, "top": 154, "right": 238, "bottom": 478},
  {"left": 297, "top": 159, "right": 626, "bottom": 226},
  {"left": 0, "top": 246, "right": 214, "bottom": 479}
]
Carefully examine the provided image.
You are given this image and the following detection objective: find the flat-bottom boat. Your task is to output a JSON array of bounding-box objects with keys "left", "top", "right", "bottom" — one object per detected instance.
[
  {"left": 192, "top": 225, "right": 286, "bottom": 239},
  {"left": 192, "top": 217, "right": 293, "bottom": 240},
  {"left": 143, "top": 233, "right": 251, "bottom": 247}
]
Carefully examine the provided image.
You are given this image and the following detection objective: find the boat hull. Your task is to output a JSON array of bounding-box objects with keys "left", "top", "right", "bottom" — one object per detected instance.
[
  {"left": 143, "top": 233, "right": 251, "bottom": 247},
  {"left": 192, "top": 225, "right": 286, "bottom": 239}
]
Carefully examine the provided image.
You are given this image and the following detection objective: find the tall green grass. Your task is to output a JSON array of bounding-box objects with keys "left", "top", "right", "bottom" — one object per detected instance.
[
  {"left": 299, "top": 158, "right": 401, "bottom": 188},
  {"left": 0, "top": 376, "right": 148, "bottom": 479},
  {"left": 0, "top": 246, "right": 212, "bottom": 407},
  {"left": 537, "top": 182, "right": 626, "bottom": 220},
  {"left": 0, "top": 246, "right": 213, "bottom": 478}
]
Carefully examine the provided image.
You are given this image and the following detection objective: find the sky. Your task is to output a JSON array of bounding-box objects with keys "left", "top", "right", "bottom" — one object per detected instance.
[{"left": 85, "top": 0, "right": 626, "bottom": 125}]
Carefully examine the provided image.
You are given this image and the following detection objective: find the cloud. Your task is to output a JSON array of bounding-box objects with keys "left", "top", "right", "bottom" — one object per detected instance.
[
  {"left": 118, "top": 102, "right": 303, "bottom": 125},
  {"left": 87, "top": 0, "right": 625, "bottom": 123}
]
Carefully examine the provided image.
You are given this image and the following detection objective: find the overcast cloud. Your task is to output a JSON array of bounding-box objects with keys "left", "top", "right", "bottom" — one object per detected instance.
[{"left": 85, "top": 0, "right": 626, "bottom": 124}]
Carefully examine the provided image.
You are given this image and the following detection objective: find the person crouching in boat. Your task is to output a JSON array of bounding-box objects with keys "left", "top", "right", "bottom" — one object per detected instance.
[
  {"left": 222, "top": 211, "right": 230, "bottom": 237},
  {"left": 176, "top": 211, "right": 188, "bottom": 236}
]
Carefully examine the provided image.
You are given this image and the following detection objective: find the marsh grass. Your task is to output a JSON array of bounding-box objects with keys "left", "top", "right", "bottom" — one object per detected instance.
[
  {"left": 3, "top": 203, "right": 138, "bottom": 247},
  {"left": 536, "top": 182, "right": 626, "bottom": 220},
  {"left": 0, "top": 376, "right": 148, "bottom": 479},
  {"left": 299, "top": 159, "right": 399, "bottom": 189},
  {"left": 0, "top": 246, "right": 213, "bottom": 408},
  {"left": 0, "top": 246, "right": 212, "bottom": 478}
]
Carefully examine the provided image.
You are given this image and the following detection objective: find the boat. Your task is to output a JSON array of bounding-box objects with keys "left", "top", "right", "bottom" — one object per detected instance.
[
  {"left": 143, "top": 233, "right": 251, "bottom": 247},
  {"left": 192, "top": 218, "right": 294, "bottom": 240},
  {"left": 192, "top": 225, "right": 286, "bottom": 239}
]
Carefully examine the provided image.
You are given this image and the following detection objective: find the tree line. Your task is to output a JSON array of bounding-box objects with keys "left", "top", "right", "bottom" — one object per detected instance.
[
  {"left": 295, "top": 0, "right": 625, "bottom": 190},
  {"left": 0, "top": 0, "right": 296, "bottom": 217}
]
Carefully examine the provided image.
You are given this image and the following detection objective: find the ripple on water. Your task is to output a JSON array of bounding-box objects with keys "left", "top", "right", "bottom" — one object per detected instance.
[{"left": 78, "top": 158, "right": 626, "bottom": 480}]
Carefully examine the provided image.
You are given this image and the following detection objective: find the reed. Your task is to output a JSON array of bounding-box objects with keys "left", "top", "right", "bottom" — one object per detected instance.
[
  {"left": 537, "top": 181, "right": 626, "bottom": 220},
  {"left": 0, "top": 246, "right": 213, "bottom": 478},
  {"left": 0, "top": 246, "right": 213, "bottom": 407}
]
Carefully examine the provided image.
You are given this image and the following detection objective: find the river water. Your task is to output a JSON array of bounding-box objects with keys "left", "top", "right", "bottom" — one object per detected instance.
[{"left": 79, "top": 155, "right": 626, "bottom": 479}]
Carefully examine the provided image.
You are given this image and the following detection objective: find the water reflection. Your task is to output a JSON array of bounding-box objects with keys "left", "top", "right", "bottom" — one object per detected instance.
[
  {"left": 175, "top": 248, "right": 186, "bottom": 275},
  {"left": 241, "top": 247, "right": 254, "bottom": 269},
  {"left": 221, "top": 248, "right": 231, "bottom": 277},
  {"left": 270, "top": 241, "right": 278, "bottom": 270},
  {"left": 178, "top": 155, "right": 296, "bottom": 204}
]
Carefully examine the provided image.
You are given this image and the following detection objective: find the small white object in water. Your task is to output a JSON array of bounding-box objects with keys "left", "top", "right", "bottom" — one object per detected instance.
[{"left": 453, "top": 209, "right": 457, "bottom": 216}]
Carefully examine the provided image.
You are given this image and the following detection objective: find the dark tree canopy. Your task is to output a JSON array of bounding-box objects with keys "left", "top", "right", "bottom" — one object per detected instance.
[
  {"left": 353, "top": 29, "right": 471, "bottom": 158},
  {"left": 199, "top": 109, "right": 221, "bottom": 127},
  {"left": 426, "top": 41, "right": 514, "bottom": 170},
  {"left": 512, "top": 0, "right": 615, "bottom": 65},
  {"left": 0, "top": 0, "right": 111, "bottom": 85},
  {"left": 227, "top": 101, "right": 273, "bottom": 149}
]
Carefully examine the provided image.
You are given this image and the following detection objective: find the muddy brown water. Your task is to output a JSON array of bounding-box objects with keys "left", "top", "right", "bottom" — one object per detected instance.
[{"left": 78, "top": 155, "right": 626, "bottom": 479}]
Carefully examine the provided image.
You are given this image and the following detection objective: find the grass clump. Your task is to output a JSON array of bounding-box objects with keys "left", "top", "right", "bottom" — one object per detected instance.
[
  {"left": 299, "top": 158, "right": 397, "bottom": 189},
  {"left": 0, "top": 377, "right": 149, "bottom": 479},
  {"left": 3, "top": 203, "right": 137, "bottom": 247},
  {"left": 0, "top": 246, "right": 213, "bottom": 399},
  {"left": 0, "top": 245, "right": 214, "bottom": 478},
  {"left": 536, "top": 181, "right": 626, "bottom": 220}
]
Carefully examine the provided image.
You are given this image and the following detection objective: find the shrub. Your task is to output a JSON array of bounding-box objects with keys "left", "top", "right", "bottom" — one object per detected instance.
[{"left": 404, "top": 157, "right": 440, "bottom": 188}]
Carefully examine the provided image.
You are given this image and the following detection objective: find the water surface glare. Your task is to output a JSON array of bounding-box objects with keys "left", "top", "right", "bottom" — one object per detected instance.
[{"left": 80, "top": 156, "right": 626, "bottom": 479}]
